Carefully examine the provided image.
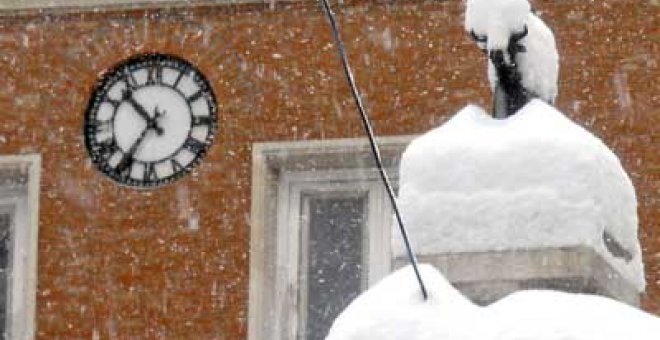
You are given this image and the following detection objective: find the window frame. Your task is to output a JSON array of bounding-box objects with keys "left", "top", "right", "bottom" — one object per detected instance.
[
  {"left": 278, "top": 169, "right": 390, "bottom": 339},
  {"left": 248, "top": 136, "right": 412, "bottom": 340},
  {"left": 0, "top": 154, "right": 41, "bottom": 340}
]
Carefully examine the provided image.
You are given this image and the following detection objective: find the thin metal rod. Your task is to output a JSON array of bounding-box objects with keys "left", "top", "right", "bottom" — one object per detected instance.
[{"left": 318, "top": 0, "right": 428, "bottom": 300}]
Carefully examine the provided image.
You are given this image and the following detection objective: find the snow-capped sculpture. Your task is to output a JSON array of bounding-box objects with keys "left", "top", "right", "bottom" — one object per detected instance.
[
  {"left": 326, "top": 1, "right": 650, "bottom": 339},
  {"left": 465, "top": 0, "right": 559, "bottom": 117},
  {"left": 395, "top": 100, "right": 645, "bottom": 292},
  {"left": 326, "top": 265, "right": 660, "bottom": 340}
]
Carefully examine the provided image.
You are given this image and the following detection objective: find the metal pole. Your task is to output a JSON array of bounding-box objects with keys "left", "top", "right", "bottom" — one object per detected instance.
[{"left": 317, "top": 0, "right": 428, "bottom": 300}]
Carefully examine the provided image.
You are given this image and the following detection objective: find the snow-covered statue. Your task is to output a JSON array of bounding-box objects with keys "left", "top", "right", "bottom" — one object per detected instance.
[
  {"left": 391, "top": 0, "right": 644, "bottom": 313},
  {"left": 465, "top": 0, "right": 558, "bottom": 118}
]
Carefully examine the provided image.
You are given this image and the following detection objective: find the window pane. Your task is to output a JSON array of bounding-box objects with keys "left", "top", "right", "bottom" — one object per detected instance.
[
  {"left": 304, "top": 195, "right": 366, "bottom": 340},
  {"left": 0, "top": 214, "right": 9, "bottom": 269},
  {"left": 0, "top": 213, "right": 10, "bottom": 339}
]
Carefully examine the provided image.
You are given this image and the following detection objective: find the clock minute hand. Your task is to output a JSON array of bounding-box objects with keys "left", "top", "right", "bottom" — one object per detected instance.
[
  {"left": 122, "top": 89, "right": 164, "bottom": 135},
  {"left": 116, "top": 126, "right": 150, "bottom": 174}
]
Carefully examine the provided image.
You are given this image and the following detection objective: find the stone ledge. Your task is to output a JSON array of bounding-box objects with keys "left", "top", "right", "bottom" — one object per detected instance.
[{"left": 394, "top": 246, "right": 640, "bottom": 306}]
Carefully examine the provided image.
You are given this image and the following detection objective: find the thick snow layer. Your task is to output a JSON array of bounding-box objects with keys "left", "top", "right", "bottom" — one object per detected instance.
[
  {"left": 326, "top": 265, "right": 660, "bottom": 340},
  {"left": 465, "top": 0, "right": 531, "bottom": 50},
  {"left": 326, "top": 265, "right": 477, "bottom": 340},
  {"left": 395, "top": 100, "right": 644, "bottom": 290},
  {"left": 465, "top": 0, "right": 559, "bottom": 103}
]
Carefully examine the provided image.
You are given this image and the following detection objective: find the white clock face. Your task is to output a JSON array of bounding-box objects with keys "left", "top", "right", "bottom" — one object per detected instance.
[{"left": 85, "top": 54, "right": 218, "bottom": 187}]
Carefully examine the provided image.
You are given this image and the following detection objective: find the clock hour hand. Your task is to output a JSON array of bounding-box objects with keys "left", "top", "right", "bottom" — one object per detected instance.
[
  {"left": 153, "top": 106, "right": 166, "bottom": 124},
  {"left": 121, "top": 88, "right": 164, "bottom": 135}
]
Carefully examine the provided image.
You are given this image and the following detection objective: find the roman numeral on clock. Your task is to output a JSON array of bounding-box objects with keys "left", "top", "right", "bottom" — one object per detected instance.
[
  {"left": 171, "top": 159, "right": 185, "bottom": 173},
  {"left": 95, "top": 138, "right": 118, "bottom": 161},
  {"left": 115, "top": 155, "right": 133, "bottom": 181},
  {"left": 173, "top": 70, "right": 186, "bottom": 89},
  {"left": 182, "top": 137, "right": 206, "bottom": 154},
  {"left": 187, "top": 90, "right": 203, "bottom": 103},
  {"left": 192, "top": 115, "right": 213, "bottom": 126},
  {"left": 146, "top": 65, "right": 163, "bottom": 85},
  {"left": 93, "top": 120, "right": 112, "bottom": 134},
  {"left": 105, "top": 98, "right": 121, "bottom": 108},
  {"left": 124, "top": 71, "right": 139, "bottom": 90},
  {"left": 143, "top": 163, "right": 158, "bottom": 181}
]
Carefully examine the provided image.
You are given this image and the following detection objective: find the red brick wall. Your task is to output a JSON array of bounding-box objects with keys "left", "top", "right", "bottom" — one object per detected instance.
[{"left": 0, "top": 0, "right": 658, "bottom": 338}]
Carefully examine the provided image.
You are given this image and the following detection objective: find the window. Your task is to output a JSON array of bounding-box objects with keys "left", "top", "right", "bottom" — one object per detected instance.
[
  {"left": 248, "top": 137, "right": 412, "bottom": 340},
  {"left": 0, "top": 155, "right": 41, "bottom": 340},
  {"left": 280, "top": 170, "right": 389, "bottom": 340}
]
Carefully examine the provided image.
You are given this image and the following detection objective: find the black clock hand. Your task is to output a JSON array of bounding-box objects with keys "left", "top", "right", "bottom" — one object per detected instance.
[
  {"left": 121, "top": 88, "right": 164, "bottom": 135},
  {"left": 153, "top": 106, "right": 166, "bottom": 124},
  {"left": 115, "top": 126, "right": 150, "bottom": 175}
]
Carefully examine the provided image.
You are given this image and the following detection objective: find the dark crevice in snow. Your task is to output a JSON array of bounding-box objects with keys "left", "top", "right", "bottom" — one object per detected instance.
[{"left": 603, "top": 230, "right": 633, "bottom": 262}]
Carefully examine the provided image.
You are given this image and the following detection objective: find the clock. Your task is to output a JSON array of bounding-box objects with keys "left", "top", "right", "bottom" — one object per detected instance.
[{"left": 84, "top": 53, "right": 218, "bottom": 187}]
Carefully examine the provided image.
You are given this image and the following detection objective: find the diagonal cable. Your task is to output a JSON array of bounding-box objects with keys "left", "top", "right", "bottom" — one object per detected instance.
[{"left": 317, "top": 0, "right": 428, "bottom": 300}]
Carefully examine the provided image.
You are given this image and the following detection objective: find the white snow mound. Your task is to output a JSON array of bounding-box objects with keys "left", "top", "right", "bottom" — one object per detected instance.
[
  {"left": 326, "top": 264, "right": 478, "bottom": 340},
  {"left": 395, "top": 100, "right": 644, "bottom": 290},
  {"left": 326, "top": 265, "right": 660, "bottom": 340}
]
